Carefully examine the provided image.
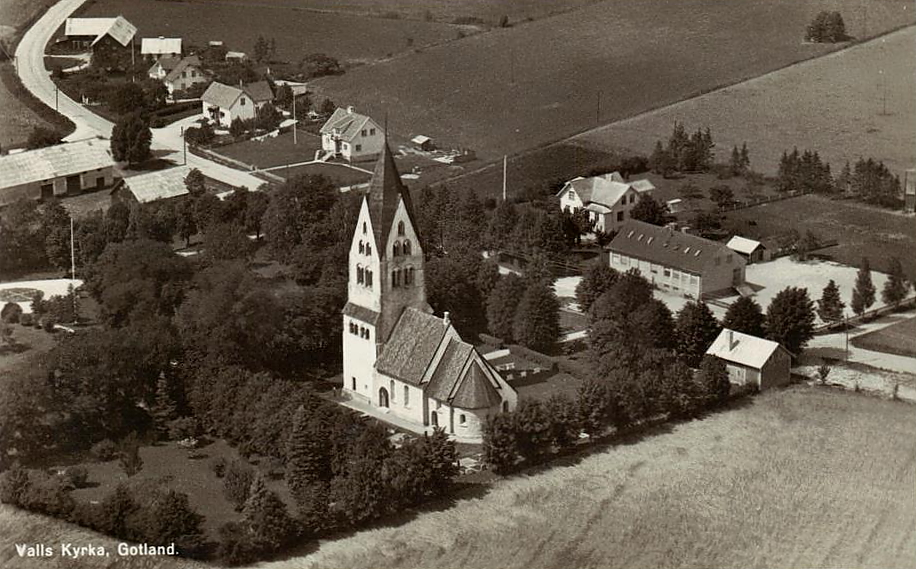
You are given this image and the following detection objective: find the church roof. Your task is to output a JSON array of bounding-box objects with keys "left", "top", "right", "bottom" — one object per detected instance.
[
  {"left": 375, "top": 308, "right": 448, "bottom": 386},
  {"left": 424, "top": 338, "right": 503, "bottom": 410},
  {"left": 426, "top": 339, "right": 473, "bottom": 400},
  {"left": 365, "top": 142, "right": 420, "bottom": 255},
  {"left": 450, "top": 361, "right": 502, "bottom": 409},
  {"left": 342, "top": 302, "right": 380, "bottom": 325}
]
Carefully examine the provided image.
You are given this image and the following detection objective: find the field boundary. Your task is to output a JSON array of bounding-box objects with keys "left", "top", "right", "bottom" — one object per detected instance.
[{"left": 814, "top": 297, "right": 916, "bottom": 335}]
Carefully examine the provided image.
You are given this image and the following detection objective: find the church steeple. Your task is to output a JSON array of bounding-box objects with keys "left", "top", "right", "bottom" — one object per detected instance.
[{"left": 365, "top": 141, "right": 420, "bottom": 257}]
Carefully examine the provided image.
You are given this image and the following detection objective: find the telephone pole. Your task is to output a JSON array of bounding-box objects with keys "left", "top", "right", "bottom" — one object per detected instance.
[
  {"left": 502, "top": 155, "right": 507, "bottom": 201},
  {"left": 293, "top": 92, "right": 298, "bottom": 145}
]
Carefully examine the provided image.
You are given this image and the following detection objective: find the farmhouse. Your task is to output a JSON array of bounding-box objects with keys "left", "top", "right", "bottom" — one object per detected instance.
[
  {"left": 726, "top": 235, "right": 768, "bottom": 264},
  {"left": 0, "top": 139, "right": 115, "bottom": 207},
  {"left": 321, "top": 107, "right": 384, "bottom": 162},
  {"left": 608, "top": 219, "right": 746, "bottom": 299},
  {"left": 110, "top": 166, "right": 191, "bottom": 206},
  {"left": 141, "top": 37, "right": 182, "bottom": 60},
  {"left": 706, "top": 328, "right": 791, "bottom": 390},
  {"left": 63, "top": 16, "right": 136, "bottom": 51},
  {"left": 342, "top": 142, "right": 517, "bottom": 441},
  {"left": 201, "top": 81, "right": 274, "bottom": 128},
  {"left": 162, "top": 56, "right": 209, "bottom": 95},
  {"left": 556, "top": 172, "right": 656, "bottom": 233}
]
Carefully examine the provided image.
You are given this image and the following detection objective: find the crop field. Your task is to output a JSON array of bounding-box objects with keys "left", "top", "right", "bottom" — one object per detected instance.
[
  {"left": 578, "top": 25, "right": 916, "bottom": 176},
  {"left": 852, "top": 316, "right": 916, "bottom": 358},
  {"left": 724, "top": 194, "right": 916, "bottom": 281},
  {"left": 79, "top": 0, "right": 461, "bottom": 65},
  {"left": 259, "top": 387, "right": 916, "bottom": 569},
  {"left": 309, "top": 0, "right": 914, "bottom": 159}
]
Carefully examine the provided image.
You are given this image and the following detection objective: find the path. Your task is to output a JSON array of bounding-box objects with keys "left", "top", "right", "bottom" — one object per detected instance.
[
  {"left": 806, "top": 311, "right": 916, "bottom": 375},
  {"left": 15, "top": 0, "right": 266, "bottom": 191}
]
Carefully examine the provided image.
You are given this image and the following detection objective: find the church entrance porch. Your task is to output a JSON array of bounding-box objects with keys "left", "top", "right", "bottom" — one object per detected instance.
[{"left": 378, "top": 387, "right": 389, "bottom": 408}]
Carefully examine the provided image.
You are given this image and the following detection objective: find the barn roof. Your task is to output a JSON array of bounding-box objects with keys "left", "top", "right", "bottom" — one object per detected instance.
[
  {"left": 375, "top": 308, "right": 448, "bottom": 386},
  {"left": 726, "top": 236, "right": 765, "bottom": 256},
  {"left": 607, "top": 219, "right": 739, "bottom": 275},
  {"left": 0, "top": 139, "right": 113, "bottom": 190},
  {"left": 706, "top": 329, "right": 788, "bottom": 369},
  {"left": 141, "top": 37, "right": 182, "bottom": 55},
  {"left": 243, "top": 81, "right": 274, "bottom": 103},
  {"left": 119, "top": 166, "right": 191, "bottom": 203},
  {"left": 65, "top": 16, "right": 136, "bottom": 47}
]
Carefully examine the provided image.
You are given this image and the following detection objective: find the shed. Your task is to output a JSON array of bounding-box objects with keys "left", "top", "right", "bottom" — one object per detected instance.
[
  {"left": 706, "top": 329, "right": 792, "bottom": 391},
  {"left": 111, "top": 165, "right": 192, "bottom": 205},
  {"left": 726, "top": 235, "right": 768, "bottom": 264},
  {"left": 411, "top": 135, "right": 434, "bottom": 151}
]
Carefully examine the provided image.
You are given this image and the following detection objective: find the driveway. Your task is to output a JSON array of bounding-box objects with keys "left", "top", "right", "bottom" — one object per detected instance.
[{"left": 15, "top": 0, "right": 267, "bottom": 191}]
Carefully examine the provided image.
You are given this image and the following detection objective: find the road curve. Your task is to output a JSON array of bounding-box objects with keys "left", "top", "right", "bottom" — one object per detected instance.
[{"left": 14, "top": 0, "right": 267, "bottom": 190}]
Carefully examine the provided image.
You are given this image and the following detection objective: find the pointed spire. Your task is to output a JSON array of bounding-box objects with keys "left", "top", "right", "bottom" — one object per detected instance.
[{"left": 366, "top": 141, "right": 416, "bottom": 255}]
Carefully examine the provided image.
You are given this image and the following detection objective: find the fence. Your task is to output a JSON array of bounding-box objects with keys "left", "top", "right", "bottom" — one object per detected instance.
[
  {"left": 719, "top": 188, "right": 812, "bottom": 213},
  {"left": 188, "top": 144, "right": 285, "bottom": 186},
  {"left": 813, "top": 296, "right": 916, "bottom": 335}
]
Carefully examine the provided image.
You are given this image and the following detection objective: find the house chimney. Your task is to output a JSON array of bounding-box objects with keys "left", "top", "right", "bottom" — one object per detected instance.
[
  {"left": 347, "top": 106, "right": 354, "bottom": 114},
  {"left": 728, "top": 329, "right": 738, "bottom": 351},
  {"left": 443, "top": 311, "right": 450, "bottom": 327}
]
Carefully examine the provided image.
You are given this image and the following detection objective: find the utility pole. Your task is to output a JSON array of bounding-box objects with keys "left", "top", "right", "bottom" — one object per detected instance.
[
  {"left": 844, "top": 312, "right": 849, "bottom": 362},
  {"left": 596, "top": 90, "right": 601, "bottom": 125},
  {"left": 70, "top": 216, "right": 76, "bottom": 280},
  {"left": 55, "top": 84, "right": 59, "bottom": 111},
  {"left": 502, "top": 155, "right": 507, "bottom": 201},
  {"left": 293, "top": 91, "right": 298, "bottom": 145}
]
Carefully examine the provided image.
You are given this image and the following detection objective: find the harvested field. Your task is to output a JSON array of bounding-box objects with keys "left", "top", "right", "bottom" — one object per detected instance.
[
  {"left": 309, "top": 0, "right": 913, "bottom": 158},
  {"left": 724, "top": 194, "right": 916, "bottom": 280},
  {"left": 852, "top": 316, "right": 916, "bottom": 358},
  {"left": 79, "top": 0, "right": 461, "bottom": 65},
  {"left": 578, "top": 25, "right": 916, "bottom": 176},
  {"left": 262, "top": 387, "right": 916, "bottom": 569}
]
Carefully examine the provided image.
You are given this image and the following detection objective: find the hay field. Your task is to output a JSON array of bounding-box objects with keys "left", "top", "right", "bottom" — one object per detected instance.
[
  {"left": 309, "top": 0, "right": 913, "bottom": 157},
  {"left": 852, "top": 316, "right": 916, "bottom": 358},
  {"left": 577, "top": 25, "right": 916, "bottom": 176},
  {"left": 269, "top": 387, "right": 916, "bottom": 569}
]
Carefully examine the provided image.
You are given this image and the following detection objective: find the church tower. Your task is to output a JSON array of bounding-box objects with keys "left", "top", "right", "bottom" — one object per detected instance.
[{"left": 342, "top": 142, "right": 427, "bottom": 401}]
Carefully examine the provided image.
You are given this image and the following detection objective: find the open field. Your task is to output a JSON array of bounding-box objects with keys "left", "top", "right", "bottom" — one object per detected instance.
[
  {"left": 310, "top": 0, "right": 914, "bottom": 158},
  {"left": 216, "top": 129, "right": 323, "bottom": 170},
  {"left": 852, "top": 316, "right": 916, "bottom": 358},
  {"left": 578, "top": 25, "right": 916, "bottom": 176},
  {"left": 79, "top": 0, "right": 461, "bottom": 65},
  {"left": 278, "top": 161, "right": 372, "bottom": 186},
  {"left": 258, "top": 387, "right": 916, "bottom": 569},
  {"left": 725, "top": 194, "right": 916, "bottom": 281}
]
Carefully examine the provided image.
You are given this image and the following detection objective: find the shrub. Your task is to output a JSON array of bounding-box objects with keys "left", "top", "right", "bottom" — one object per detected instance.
[
  {"left": 64, "top": 466, "right": 90, "bottom": 489},
  {"left": 40, "top": 316, "right": 56, "bottom": 333},
  {"left": 91, "top": 439, "right": 118, "bottom": 461},
  {"left": 167, "top": 416, "right": 200, "bottom": 440},
  {"left": 211, "top": 457, "right": 227, "bottom": 478},
  {"left": 223, "top": 459, "right": 255, "bottom": 511},
  {"left": 19, "top": 313, "right": 33, "bottom": 327},
  {"left": 217, "top": 521, "right": 259, "bottom": 566},
  {"left": 0, "top": 465, "right": 31, "bottom": 506},
  {"left": 1, "top": 302, "right": 22, "bottom": 323}
]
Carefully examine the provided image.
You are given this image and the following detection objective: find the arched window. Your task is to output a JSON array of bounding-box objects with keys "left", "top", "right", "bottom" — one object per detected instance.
[
  {"left": 393, "top": 242, "right": 401, "bottom": 257},
  {"left": 407, "top": 267, "right": 415, "bottom": 285},
  {"left": 392, "top": 269, "right": 400, "bottom": 287},
  {"left": 397, "top": 221, "right": 405, "bottom": 236},
  {"left": 403, "top": 385, "right": 409, "bottom": 406},
  {"left": 459, "top": 414, "right": 466, "bottom": 425},
  {"left": 356, "top": 266, "right": 364, "bottom": 284},
  {"left": 365, "top": 243, "right": 372, "bottom": 256},
  {"left": 365, "top": 328, "right": 370, "bottom": 340},
  {"left": 358, "top": 240, "right": 364, "bottom": 254},
  {"left": 403, "top": 240, "right": 412, "bottom": 255},
  {"left": 366, "top": 270, "right": 373, "bottom": 287},
  {"left": 390, "top": 380, "right": 395, "bottom": 401}
]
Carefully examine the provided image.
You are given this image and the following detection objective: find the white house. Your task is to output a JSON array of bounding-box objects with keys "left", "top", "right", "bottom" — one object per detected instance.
[
  {"left": 608, "top": 219, "right": 747, "bottom": 299},
  {"left": 162, "top": 56, "right": 209, "bottom": 95},
  {"left": 706, "top": 329, "right": 792, "bottom": 391},
  {"left": 556, "top": 172, "right": 656, "bottom": 233},
  {"left": 200, "top": 81, "right": 273, "bottom": 128},
  {"left": 320, "top": 107, "right": 384, "bottom": 162},
  {"left": 140, "top": 37, "right": 182, "bottom": 60},
  {"left": 0, "top": 139, "right": 115, "bottom": 207},
  {"left": 341, "top": 143, "right": 517, "bottom": 441},
  {"left": 147, "top": 55, "right": 181, "bottom": 81}
]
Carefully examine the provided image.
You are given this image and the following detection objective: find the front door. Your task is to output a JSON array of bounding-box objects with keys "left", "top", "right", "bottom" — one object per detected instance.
[
  {"left": 40, "top": 183, "right": 53, "bottom": 199},
  {"left": 378, "top": 387, "right": 389, "bottom": 408},
  {"left": 66, "top": 175, "right": 81, "bottom": 195}
]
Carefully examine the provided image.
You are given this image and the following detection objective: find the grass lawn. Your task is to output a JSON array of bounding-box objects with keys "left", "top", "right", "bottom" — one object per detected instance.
[
  {"left": 269, "top": 387, "right": 916, "bottom": 569},
  {"left": 578, "top": 26, "right": 916, "bottom": 177},
  {"left": 80, "top": 0, "right": 462, "bottom": 66},
  {"left": 0, "top": 324, "right": 57, "bottom": 376},
  {"left": 278, "top": 162, "right": 372, "bottom": 186},
  {"left": 724, "top": 194, "right": 916, "bottom": 281},
  {"left": 217, "top": 129, "right": 323, "bottom": 170},
  {"left": 558, "top": 309, "right": 588, "bottom": 335},
  {"left": 310, "top": 0, "right": 913, "bottom": 159},
  {"left": 852, "top": 316, "right": 916, "bottom": 358}
]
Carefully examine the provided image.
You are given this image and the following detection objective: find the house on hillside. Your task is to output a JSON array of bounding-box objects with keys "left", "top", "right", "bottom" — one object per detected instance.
[
  {"left": 162, "top": 56, "right": 209, "bottom": 95},
  {"left": 607, "top": 219, "right": 747, "bottom": 299},
  {"left": 63, "top": 16, "right": 136, "bottom": 52},
  {"left": 0, "top": 139, "right": 115, "bottom": 207},
  {"left": 201, "top": 81, "right": 274, "bottom": 128},
  {"left": 726, "top": 235, "right": 768, "bottom": 264},
  {"left": 341, "top": 143, "right": 517, "bottom": 441},
  {"left": 110, "top": 165, "right": 192, "bottom": 206},
  {"left": 148, "top": 55, "right": 181, "bottom": 81},
  {"left": 706, "top": 328, "right": 792, "bottom": 390},
  {"left": 556, "top": 172, "right": 656, "bottom": 233},
  {"left": 141, "top": 37, "right": 182, "bottom": 60},
  {"left": 321, "top": 107, "right": 384, "bottom": 162}
]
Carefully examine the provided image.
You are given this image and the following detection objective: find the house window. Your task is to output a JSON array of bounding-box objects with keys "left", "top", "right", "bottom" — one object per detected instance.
[
  {"left": 403, "top": 386, "right": 409, "bottom": 406},
  {"left": 342, "top": 143, "right": 349, "bottom": 151},
  {"left": 393, "top": 242, "right": 401, "bottom": 256},
  {"left": 630, "top": 193, "right": 636, "bottom": 204},
  {"left": 403, "top": 240, "right": 411, "bottom": 255},
  {"left": 459, "top": 414, "right": 466, "bottom": 425},
  {"left": 370, "top": 128, "right": 376, "bottom": 135},
  {"left": 351, "top": 377, "right": 356, "bottom": 390},
  {"left": 355, "top": 144, "right": 362, "bottom": 152},
  {"left": 240, "top": 97, "right": 246, "bottom": 106},
  {"left": 664, "top": 268, "right": 671, "bottom": 277},
  {"left": 617, "top": 211, "right": 624, "bottom": 222},
  {"left": 397, "top": 221, "right": 405, "bottom": 236},
  {"left": 361, "top": 129, "right": 367, "bottom": 137},
  {"left": 182, "top": 71, "right": 187, "bottom": 78}
]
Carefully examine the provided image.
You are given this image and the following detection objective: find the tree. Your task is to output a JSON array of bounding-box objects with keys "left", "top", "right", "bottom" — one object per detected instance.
[
  {"left": 766, "top": 286, "right": 816, "bottom": 356},
  {"left": 723, "top": 296, "right": 765, "bottom": 337},
  {"left": 39, "top": 199, "right": 71, "bottom": 271},
  {"left": 698, "top": 355, "right": 730, "bottom": 406},
  {"left": 245, "top": 191, "right": 270, "bottom": 239},
  {"left": 674, "top": 301, "right": 721, "bottom": 367},
  {"left": 108, "top": 82, "right": 147, "bottom": 116},
  {"left": 174, "top": 199, "right": 198, "bottom": 247},
  {"left": 816, "top": 279, "right": 845, "bottom": 323},
  {"left": 300, "top": 54, "right": 342, "bottom": 79},
  {"left": 482, "top": 413, "right": 518, "bottom": 473},
  {"left": 649, "top": 140, "right": 674, "bottom": 177},
  {"left": 111, "top": 112, "right": 152, "bottom": 165},
  {"left": 286, "top": 406, "right": 331, "bottom": 515},
  {"left": 105, "top": 200, "right": 131, "bottom": 243},
  {"left": 203, "top": 223, "right": 254, "bottom": 261},
  {"left": 223, "top": 460, "right": 255, "bottom": 511},
  {"left": 320, "top": 98, "right": 336, "bottom": 116},
  {"left": 486, "top": 274, "right": 526, "bottom": 341},
  {"left": 512, "top": 279, "right": 560, "bottom": 352},
  {"left": 150, "top": 374, "right": 178, "bottom": 438},
  {"left": 118, "top": 433, "right": 143, "bottom": 477},
  {"left": 97, "top": 485, "right": 140, "bottom": 540},
  {"left": 708, "top": 185, "right": 736, "bottom": 210},
  {"left": 26, "top": 126, "right": 63, "bottom": 149},
  {"left": 242, "top": 473, "right": 293, "bottom": 550},
  {"left": 851, "top": 257, "right": 877, "bottom": 317},
  {"left": 881, "top": 257, "right": 910, "bottom": 308},
  {"left": 142, "top": 489, "right": 204, "bottom": 550},
  {"left": 575, "top": 264, "right": 619, "bottom": 314},
  {"left": 629, "top": 194, "right": 671, "bottom": 226},
  {"left": 230, "top": 117, "right": 247, "bottom": 138},
  {"left": 253, "top": 35, "right": 270, "bottom": 63}
]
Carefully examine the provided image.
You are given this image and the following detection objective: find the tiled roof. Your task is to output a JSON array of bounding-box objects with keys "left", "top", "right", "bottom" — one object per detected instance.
[
  {"left": 0, "top": 139, "right": 113, "bottom": 190},
  {"left": 365, "top": 142, "right": 420, "bottom": 255},
  {"left": 375, "top": 308, "right": 448, "bottom": 385},
  {"left": 608, "top": 219, "right": 739, "bottom": 275},
  {"left": 726, "top": 236, "right": 764, "bottom": 256},
  {"left": 427, "top": 340, "right": 503, "bottom": 410},
  {"left": 120, "top": 166, "right": 191, "bottom": 203},
  {"left": 201, "top": 82, "right": 242, "bottom": 109},
  {"left": 65, "top": 16, "right": 136, "bottom": 47},
  {"left": 320, "top": 107, "right": 377, "bottom": 142},
  {"left": 149, "top": 55, "right": 181, "bottom": 75},
  {"left": 342, "top": 302, "right": 380, "bottom": 325},
  {"left": 706, "top": 329, "right": 787, "bottom": 369},
  {"left": 141, "top": 37, "right": 182, "bottom": 55},
  {"left": 104, "top": 16, "right": 137, "bottom": 47},
  {"left": 243, "top": 81, "right": 274, "bottom": 103},
  {"left": 426, "top": 339, "right": 472, "bottom": 401},
  {"left": 558, "top": 172, "right": 628, "bottom": 208},
  {"left": 164, "top": 56, "right": 204, "bottom": 82},
  {"left": 450, "top": 362, "right": 502, "bottom": 409}
]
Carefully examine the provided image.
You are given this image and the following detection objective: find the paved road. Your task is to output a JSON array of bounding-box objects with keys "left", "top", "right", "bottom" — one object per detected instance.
[{"left": 14, "top": 0, "right": 266, "bottom": 191}]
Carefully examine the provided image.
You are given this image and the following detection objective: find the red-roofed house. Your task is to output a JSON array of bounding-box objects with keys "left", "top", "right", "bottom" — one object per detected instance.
[{"left": 342, "top": 143, "right": 517, "bottom": 440}]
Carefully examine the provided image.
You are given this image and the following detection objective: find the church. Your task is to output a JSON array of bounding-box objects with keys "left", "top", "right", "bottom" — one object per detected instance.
[{"left": 341, "top": 143, "right": 518, "bottom": 440}]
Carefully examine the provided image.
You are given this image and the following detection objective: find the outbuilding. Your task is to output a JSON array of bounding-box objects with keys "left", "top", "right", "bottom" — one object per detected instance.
[
  {"left": 726, "top": 235, "right": 768, "bottom": 264},
  {"left": 705, "top": 328, "right": 792, "bottom": 391},
  {"left": 110, "top": 165, "right": 192, "bottom": 206}
]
